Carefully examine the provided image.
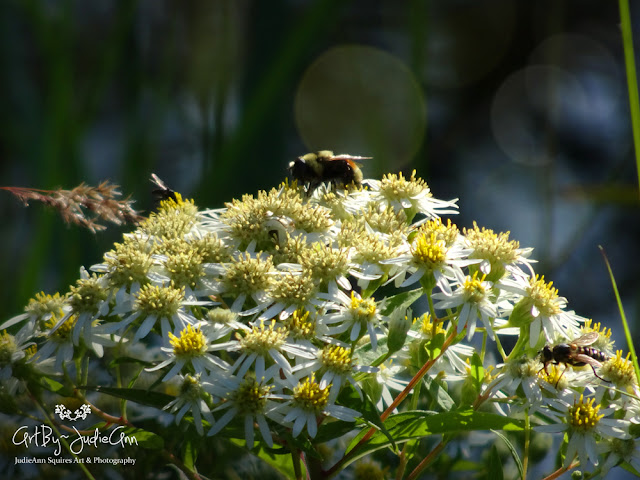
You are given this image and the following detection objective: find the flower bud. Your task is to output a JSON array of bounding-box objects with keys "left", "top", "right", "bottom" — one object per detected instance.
[
  {"left": 508, "top": 298, "right": 534, "bottom": 328},
  {"left": 387, "top": 313, "right": 411, "bottom": 354}
]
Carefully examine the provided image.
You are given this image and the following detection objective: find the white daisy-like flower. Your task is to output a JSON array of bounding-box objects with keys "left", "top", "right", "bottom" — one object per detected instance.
[
  {"left": 0, "top": 330, "right": 35, "bottom": 392},
  {"left": 382, "top": 232, "right": 479, "bottom": 294},
  {"left": 164, "top": 374, "right": 216, "bottom": 436},
  {"left": 32, "top": 315, "right": 119, "bottom": 371},
  {"left": 499, "top": 275, "right": 584, "bottom": 347},
  {"left": 0, "top": 292, "right": 71, "bottom": 341},
  {"left": 200, "top": 307, "right": 247, "bottom": 342},
  {"left": 484, "top": 356, "right": 543, "bottom": 411},
  {"left": 461, "top": 221, "right": 536, "bottom": 282},
  {"left": 273, "top": 374, "right": 360, "bottom": 438},
  {"left": 256, "top": 271, "right": 325, "bottom": 322},
  {"left": 209, "top": 319, "right": 316, "bottom": 384},
  {"left": 406, "top": 313, "right": 474, "bottom": 378},
  {"left": 432, "top": 271, "right": 498, "bottom": 341},
  {"left": 147, "top": 249, "right": 218, "bottom": 301},
  {"left": 146, "top": 324, "right": 230, "bottom": 382},
  {"left": 206, "top": 251, "right": 276, "bottom": 316},
  {"left": 89, "top": 235, "right": 159, "bottom": 312},
  {"left": 63, "top": 268, "right": 111, "bottom": 346},
  {"left": 598, "top": 421, "right": 640, "bottom": 477},
  {"left": 534, "top": 393, "right": 631, "bottom": 469},
  {"left": 109, "top": 283, "right": 198, "bottom": 342},
  {"left": 293, "top": 343, "right": 378, "bottom": 403},
  {"left": 206, "top": 373, "right": 281, "bottom": 449},
  {"left": 320, "top": 289, "right": 387, "bottom": 351},
  {"left": 362, "top": 171, "right": 459, "bottom": 221},
  {"left": 369, "top": 360, "right": 410, "bottom": 412}
]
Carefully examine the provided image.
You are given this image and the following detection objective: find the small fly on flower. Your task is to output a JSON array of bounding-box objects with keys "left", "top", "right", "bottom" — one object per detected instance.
[
  {"left": 538, "top": 331, "right": 610, "bottom": 385},
  {"left": 150, "top": 173, "right": 178, "bottom": 203}
]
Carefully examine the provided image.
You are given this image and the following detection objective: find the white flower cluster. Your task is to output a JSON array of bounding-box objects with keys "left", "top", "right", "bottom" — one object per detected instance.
[{"left": 1, "top": 169, "right": 638, "bottom": 477}]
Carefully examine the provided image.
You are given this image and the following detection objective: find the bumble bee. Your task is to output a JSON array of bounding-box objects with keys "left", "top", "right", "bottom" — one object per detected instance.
[
  {"left": 538, "top": 331, "right": 610, "bottom": 383},
  {"left": 288, "top": 150, "right": 370, "bottom": 192}
]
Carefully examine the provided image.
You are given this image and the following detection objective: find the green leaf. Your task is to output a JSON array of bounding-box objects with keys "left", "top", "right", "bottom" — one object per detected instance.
[
  {"left": 336, "top": 385, "right": 395, "bottom": 450},
  {"left": 108, "top": 356, "right": 154, "bottom": 368},
  {"left": 313, "top": 418, "right": 361, "bottom": 444},
  {"left": 423, "top": 374, "right": 455, "bottom": 412},
  {"left": 487, "top": 445, "right": 504, "bottom": 480},
  {"left": 344, "top": 409, "right": 524, "bottom": 469},
  {"left": 469, "top": 352, "right": 484, "bottom": 392},
  {"left": 426, "top": 332, "right": 445, "bottom": 359},
  {"left": 39, "top": 376, "right": 66, "bottom": 394},
  {"left": 361, "top": 276, "right": 387, "bottom": 298},
  {"left": 122, "top": 427, "right": 164, "bottom": 449},
  {"left": 379, "top": 288, "right": 423, "bottom": 317},
  {"left": 254, "top": 443, "right": 307, "bottom": 479},
  {"left": 89, "top": 422, "right": 165, "bottom": 450},
  {"left": 79, "top": 386, "right": 174, "bottom": 410},
  {"left": 620, "top": 460, "right": 640, "bottom": 477},
  {"left": 354, "top": 336, "right": 389, "bottom": 366},
  {"left": 182, "top": 439, "right": 196, "bottom": 470},
  {"left": 491, "top": 429, "right": 523, "bottom": 480}
]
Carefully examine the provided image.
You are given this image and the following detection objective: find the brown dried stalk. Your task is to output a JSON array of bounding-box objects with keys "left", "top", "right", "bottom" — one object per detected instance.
[{"left": 1, "top": 181, "right": 145, "bottom": 233}]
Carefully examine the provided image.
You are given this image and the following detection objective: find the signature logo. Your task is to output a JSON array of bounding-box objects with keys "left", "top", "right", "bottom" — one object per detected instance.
[
  {"left": 12, "top": 404, "right": 138, "bottom": 456},
  {"left": 54, "top": 404, "right": 91, "bottom": 422}
]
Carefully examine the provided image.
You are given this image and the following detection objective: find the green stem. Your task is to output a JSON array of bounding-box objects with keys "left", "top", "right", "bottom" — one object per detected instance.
[
  {"left": 505, "top": 327, "right": 529, "bottom": 362},
  {"left": 406, "top": 439, "right": 447, "bottom": 480},
  {"left": 291, "top": 445, "right": 302, "bottom": 480},
  {"left": 619, "top": 0, "right": 640, "bottom": 196},
  {"left": 395, "top": 379, "right": 424, "bottom": 479},
  {"left": 523, "top": 411, "right": 530, "bottom": 480},
  {"left": 494, "top": 328, "right": 507, "bottom": 361},
  {"left": 480, "top": 330, "right": 487, "bottom": 363},
  {"left": 324, "top": 328, "right": 459, "bottom": 477}
]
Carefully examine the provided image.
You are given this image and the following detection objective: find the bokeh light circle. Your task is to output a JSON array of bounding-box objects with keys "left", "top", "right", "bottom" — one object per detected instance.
[
  {"left": 491, "top": 65, "right": 587, "bottom": 166},
  {"left": 294, "top": 45, "right": 426, "bottom": 169}
]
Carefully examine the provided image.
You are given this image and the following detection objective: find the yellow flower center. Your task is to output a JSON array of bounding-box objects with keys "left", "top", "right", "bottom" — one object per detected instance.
[
  {"left": 237, "top": 320, "right": 287, "bottom": 355},
  {"left": 419, "top": 313, "right": 445, "bottom": 338},
  {"left": 462, "top": 272, "right": 487, "bottom": 303},
  {"left": 463, "top": 222, "right": 520, "bottom": 265},
  {"left": 527, "top": 275, "right": 561, "bottom": 317},
  {"left": 412, "top": 233, "right": 446, "bottom": 269},
  {"left": 537, "top": 363, "right": 568, "bottom": 389},
  {"left": 568, "top": 394, "right": 604, "bottom": 433},
  {"left": 286, "top": 309, "right": 316, "bottom": 340},
  {"left": 379, "top": 170, "right": 429, "bottom": 200},
  {"left": 417, "top": 218, "right": 459, "bottom": 247},
  {"left": 293, "top": 374, "right": 330, "bottom": 413},
  {"left": 349, "top": 292, "right": 377, "bottom": 322},
  {"left": 232, "top": 376, "right": 273, "bottom": 414},
  {"left": 46, "top": 314, "right": 77, "bottom": 342},
  {"left": 134, "top": 283, "right": 185, "bottom": 317},
  {"left": 0, "top": 331, "right": 17, "bottom": 365},
  {"left": 321, "top": 345, "right": 353, "bottom": 375},
  {"left": 169, "top": 325, "right": 207, "bottom": 357},
  {"left": 601, "top": 351, "right": 636, "bottom": 387},
  {"left": 25, "top": 292, "right": 67, "bottom": 318}
]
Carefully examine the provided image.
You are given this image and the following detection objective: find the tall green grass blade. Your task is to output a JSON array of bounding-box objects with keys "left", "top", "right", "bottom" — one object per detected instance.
[
  {"left": 618, "top": 0, "right": 640, "bottom": 196},
  {"left": 599, "top": 245, "right": 640, "bottom": 384}
]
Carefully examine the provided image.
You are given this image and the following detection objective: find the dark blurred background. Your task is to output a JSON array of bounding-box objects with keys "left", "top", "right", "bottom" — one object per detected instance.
[{"left": 1, "top": 1, "right": 639, "bottom": 352}]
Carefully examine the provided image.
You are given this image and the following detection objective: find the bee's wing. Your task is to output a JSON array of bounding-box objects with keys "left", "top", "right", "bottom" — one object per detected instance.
[
  {"left": 572, "top": 353, "right": 602, "bottom": 368},
  {"left": 150, "top": 173, "right": 167, "bottom": 190},
  {"left": 331, "top": 155, "right": 372, "bottom": 161},
  {"left": 571, "top": 331, "right": 599, "bottom": 346}
]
